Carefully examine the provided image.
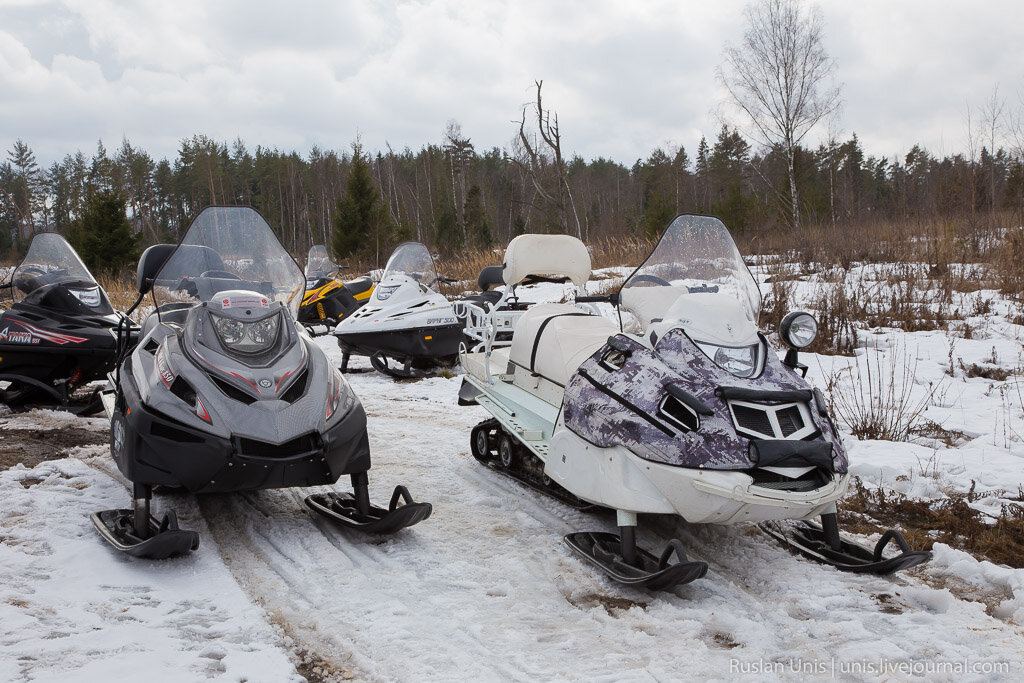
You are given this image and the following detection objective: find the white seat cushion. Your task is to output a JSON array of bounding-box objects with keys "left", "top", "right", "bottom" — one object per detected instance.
[{"left": 509, "top": 303, "right": 618, "bottom": 385}]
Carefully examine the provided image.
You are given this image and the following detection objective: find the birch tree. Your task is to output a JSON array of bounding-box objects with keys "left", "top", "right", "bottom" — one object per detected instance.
[{"left": 718, "top": 0, "right": 840, "bottom": 230}]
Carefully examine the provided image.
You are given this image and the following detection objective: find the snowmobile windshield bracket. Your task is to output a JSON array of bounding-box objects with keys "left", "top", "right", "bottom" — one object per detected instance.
[
  {"left": 715, "top": 387, "right": 813, "bottom": 403},
  {"left": 665, "top": 384, "right": 714, "bottom": 416}
]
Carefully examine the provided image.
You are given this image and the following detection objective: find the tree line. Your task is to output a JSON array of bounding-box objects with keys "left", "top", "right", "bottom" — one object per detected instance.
[{"left": 1, "top": 119, "right": 1021, "bottom": 272}]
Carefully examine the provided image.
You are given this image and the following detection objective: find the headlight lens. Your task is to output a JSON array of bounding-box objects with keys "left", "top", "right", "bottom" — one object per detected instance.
[
  {"left": 695, "top": 340, "right": 762, "bottom": 378},
  {"left": 212, "top": 312, "right": 281, "bottom": 354},
  {"left": 780, "top": 311, "right": 818, "bottom": 349},
  {"left": 375, "top": 284, "right": 400, "bottom": 301},
  {"left": 70, "top": 287, "right": 102, "bottom": 308}
]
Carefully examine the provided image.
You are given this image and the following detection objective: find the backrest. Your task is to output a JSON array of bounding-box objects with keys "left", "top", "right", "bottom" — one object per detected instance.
[{"left": 502, "top": 234, "right": 591, "bottom": 287}]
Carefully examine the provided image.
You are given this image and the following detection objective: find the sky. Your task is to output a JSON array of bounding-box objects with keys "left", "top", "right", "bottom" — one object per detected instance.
[{"left": 0, "top": 0, "right": 1021, "bottom": 169}]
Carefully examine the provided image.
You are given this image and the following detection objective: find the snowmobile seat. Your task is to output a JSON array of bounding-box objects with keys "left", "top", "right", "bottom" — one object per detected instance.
[
  {"left": 509, "top": 303, "right": 617, "bottom": 386},
  {"left": 345, "top": 275, "right": 374, "bottom": 298},
  {"left": 478, "top": 265, "right": 505, "bottom": 291},
  {"left": 502, "top": 234, "right": 591, "bottom": 287}
]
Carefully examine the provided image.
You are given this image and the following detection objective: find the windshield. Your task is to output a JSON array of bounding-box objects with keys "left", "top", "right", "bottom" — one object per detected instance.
[
  {"left": 382, "top": 242, "right": 440, "bottom": 292},
  {"left": 11, "top": 233, "right": 99, "bottom": 303},
  {"left": 621, "top": 214, "right": 761, "bottom": 322},
  {"left": 152, "top": 206, "right": 304, "bottom": 319},
  {"left": 305, "top": 244, "right": 336, "bottom": 280}
]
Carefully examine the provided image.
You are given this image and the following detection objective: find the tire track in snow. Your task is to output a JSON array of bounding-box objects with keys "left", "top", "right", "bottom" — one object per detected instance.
[{"left": 85, "top": 367, "right": 1024, "bottom": 680}]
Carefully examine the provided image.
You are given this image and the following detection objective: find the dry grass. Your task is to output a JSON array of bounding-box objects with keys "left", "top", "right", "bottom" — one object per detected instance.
[
  {"left": 841, "top": 477, "right": 1024, "bottom": 568},
  {"left": 825, "top": 342, "right": 933, "bottom": 442}
]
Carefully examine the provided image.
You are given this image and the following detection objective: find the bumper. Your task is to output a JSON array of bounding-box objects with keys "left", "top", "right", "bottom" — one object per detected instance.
[
  {"left": 113, "top": 369, "right": 371, "bottom": 493},
  {"left": 546, "top": 428, "right": 849, "bottom": 524}
]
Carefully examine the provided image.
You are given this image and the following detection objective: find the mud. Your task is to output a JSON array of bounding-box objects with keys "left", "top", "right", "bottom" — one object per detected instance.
[{"left": 0, "top": 424, "right": 107, "bottom": 471}]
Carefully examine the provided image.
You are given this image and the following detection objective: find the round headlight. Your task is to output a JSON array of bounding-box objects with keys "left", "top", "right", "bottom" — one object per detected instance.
[
  {"left": 213, "top": 316, "right": 245, "bottom": 344},
  {"left": 249, "top": 315, "right": 280, "bottom": 345},
  {"left": 780, "top": 311, "right": 818, "bottom": 349},
  {"left": 713, "top": 345, "right": 759, "bottom": 378}
]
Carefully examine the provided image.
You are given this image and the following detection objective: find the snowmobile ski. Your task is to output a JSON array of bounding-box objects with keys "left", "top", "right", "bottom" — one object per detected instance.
[
  {"left": 564, "top": 531, "right": 708, "bottom": 590},
  {"left": 306, "top": 482, "right": 432, "bottom": 534},
  {"left": 91, "top": 509, "right": 200, "bottom": 559},
  {"left": 759, "top": 515, "right": 931, "bottom": 574}
]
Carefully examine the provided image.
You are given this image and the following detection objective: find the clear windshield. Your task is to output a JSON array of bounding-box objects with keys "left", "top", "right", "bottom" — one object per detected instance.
[
  {"left": 305, "top": 245, "right": 336, "bottom": 280},
  {"left": 11, "top": 233, "right": 99, "bottom": 303},
  {"left": 152, "top": 206, "right": 304, "bottom": 318},
  {"left": 621, "top": 214, "right": 761, "bottom": 321},
  {"left": 382, "top": 242, "right": 440, "bottom": 292}
]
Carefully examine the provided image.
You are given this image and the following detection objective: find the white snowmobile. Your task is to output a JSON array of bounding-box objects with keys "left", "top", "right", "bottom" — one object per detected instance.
[
  {"left": 459, "top": 215, "right": 929, "bottom": 589},
  {"left": 332, "top": 241, "right": 462, "bottom": 378},
  {"left": 93, "top": 206, "right": 430, "bottom": 559}
]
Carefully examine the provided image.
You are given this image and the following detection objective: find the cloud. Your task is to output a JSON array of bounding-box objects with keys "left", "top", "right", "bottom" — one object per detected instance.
[{"left": 0, "top": 0, "right": 1022, "bottom": 168}]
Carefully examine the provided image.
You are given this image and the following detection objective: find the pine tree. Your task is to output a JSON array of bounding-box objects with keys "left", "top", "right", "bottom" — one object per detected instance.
[
  {"left": 73, "top": 189, "right": 140, "bottom": 274},
  {"left": 332, "top": 144, "right": 393, "bottom": 263},
  {"left": 463, "top": 185, "right": 492, "bottom": 249}
]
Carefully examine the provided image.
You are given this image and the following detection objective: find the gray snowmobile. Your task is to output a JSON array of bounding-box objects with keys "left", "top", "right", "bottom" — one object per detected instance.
[
  {"left": 459, "top": 215, "right": 929, "bottom": 589},
  {"left": 92, "top": 206, "right": 430, "bottom": 559}
]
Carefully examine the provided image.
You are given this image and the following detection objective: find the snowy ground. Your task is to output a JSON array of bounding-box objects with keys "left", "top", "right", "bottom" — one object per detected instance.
[{"left": 3, "top": 276, "right": 1024, "bottom": 681}]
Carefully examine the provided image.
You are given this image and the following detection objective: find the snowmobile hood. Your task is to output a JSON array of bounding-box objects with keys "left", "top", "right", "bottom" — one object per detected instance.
[{"left": 563, "top": 329, "right": 847, "bottom": 473}]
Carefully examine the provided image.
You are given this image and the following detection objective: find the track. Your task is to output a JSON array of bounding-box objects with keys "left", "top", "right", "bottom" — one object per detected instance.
[{"left": 189, "top": 366, "right": 1024, "bottom": 680}]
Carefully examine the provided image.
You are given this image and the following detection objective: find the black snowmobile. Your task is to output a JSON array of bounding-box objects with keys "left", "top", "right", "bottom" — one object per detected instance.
[
  {"left": 297, "top": 244, "right": 373, "bottom": 336},
  {"left": 460, "top": 215, "right": 929, "bottom": 589},
  {"left": 0, "top": 232, "right": 136, "bottom": 412},
  {"left": 92, "top": 206, "right": 430, "bottom": 559}
]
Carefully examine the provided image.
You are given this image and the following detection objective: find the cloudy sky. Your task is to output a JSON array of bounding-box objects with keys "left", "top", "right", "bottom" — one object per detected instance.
[{"left": 0, "top": 0, "right": 1020, "bottom": 168}]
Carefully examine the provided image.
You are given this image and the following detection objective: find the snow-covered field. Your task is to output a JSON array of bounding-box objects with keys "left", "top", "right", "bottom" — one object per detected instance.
[{"left": 3, "top": 271, "right": 1024, "bottom": 681}]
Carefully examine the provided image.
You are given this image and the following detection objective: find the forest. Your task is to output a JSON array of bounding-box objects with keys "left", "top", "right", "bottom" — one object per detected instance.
[{"left": 0, "top": 116, "right": 1021, "bottom": 271}]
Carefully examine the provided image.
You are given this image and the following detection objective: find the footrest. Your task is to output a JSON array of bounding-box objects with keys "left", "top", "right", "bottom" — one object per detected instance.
[
  {"left": 91, "top": 509, "right": 200, "bottom": 559},
  {"left": 564, "top": 531, "right": 708, "bottom": 591},
  {"left": 306, "top": 486, "right": 432, "bottom": 534}
]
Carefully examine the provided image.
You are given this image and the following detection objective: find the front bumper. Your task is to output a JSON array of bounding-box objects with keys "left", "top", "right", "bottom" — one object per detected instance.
[{"left": 112, "top": 368, "right": 371, "bottom": 492}]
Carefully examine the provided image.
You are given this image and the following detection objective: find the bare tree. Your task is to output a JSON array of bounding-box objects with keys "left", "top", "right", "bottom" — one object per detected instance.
[
  {"left": 981, "top": 84, "right": 1006, "bottom": 224},
  {"left": 514, "top": 80, "right": 582, "bottom": 238},
  {"left": 718, "top": 0, "right": 841, "bottom": 230}
]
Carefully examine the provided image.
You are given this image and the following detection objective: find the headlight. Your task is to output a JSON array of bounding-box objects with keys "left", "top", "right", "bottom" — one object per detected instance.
[
  {"left": 70, "top": 287, "right": 102, "bottom": 307},
  {"left": 375, "top": 284, "right": 400, "bottom": 301},
  {"left": 211, "top": 312, "right": 281, "bottom": 354},
  {"left": 780, "top": 311, "right": 818, "bottom": 349},
  {"left": 694, "top": 340, "right": 762, "bottom": 379}
]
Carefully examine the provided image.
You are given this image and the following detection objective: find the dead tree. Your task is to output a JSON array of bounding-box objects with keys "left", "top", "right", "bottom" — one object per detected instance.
[{"left": 515, "top": 80, "right": 582, "bottom": 238}]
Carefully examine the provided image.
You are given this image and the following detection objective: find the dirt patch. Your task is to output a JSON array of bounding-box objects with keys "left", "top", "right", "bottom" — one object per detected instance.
[
  {"left": 0, "top": 425, "right": 107, "bottom": 471},
  {"left": 708, "top": 631, "right": 741, "bottom": 649},
  {"left": 566, "top": 592, "right": 649, "bottom": 614}
]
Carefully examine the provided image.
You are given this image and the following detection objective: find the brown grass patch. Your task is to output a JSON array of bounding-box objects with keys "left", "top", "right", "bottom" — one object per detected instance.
[{"left": 841, "top": 477, "right": 1024, "bottom": 568}]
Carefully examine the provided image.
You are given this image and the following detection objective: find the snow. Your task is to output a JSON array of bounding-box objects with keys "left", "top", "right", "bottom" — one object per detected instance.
[{"left": 2, "top": 273, "right": 1024, "bottom": 680}]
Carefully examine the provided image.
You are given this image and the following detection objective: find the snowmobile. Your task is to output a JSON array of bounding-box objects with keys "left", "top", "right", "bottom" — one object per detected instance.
[
  {"left": 459, "top": 215, "right": 929, "bottom": 590},
  {"left": 332, "top": 241, "right": 462, "bottom": 378},
  {"left": 0, "top": 232, "right": 136, "bottom": 412},
  {"left": 92, "top": 206, "right": 430, "bottom": 559},
  {"left": 297, "top": 244, "right": 373, "bottom": 336}
]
